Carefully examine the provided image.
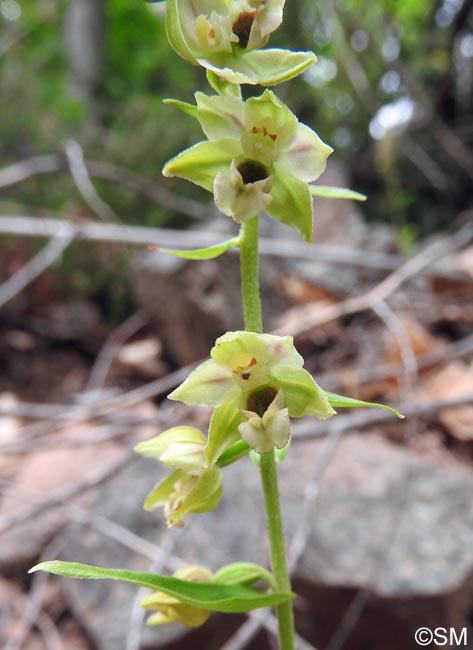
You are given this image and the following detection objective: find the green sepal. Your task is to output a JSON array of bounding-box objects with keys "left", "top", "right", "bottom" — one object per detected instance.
[
  {"left": 165, "top": 0, "right": 197, "bottom": 64},
  {"left": 157, "top": 237, "right": 240, "bottom": 261},
  {"left": 213, "top": 563, "right": 277, "bottom": 591},
  {"left": 163, "top": 98, "right": 198, "bottom": 118},
  {"left": 206, "top": 70, "right": 242, "bottom": 99},
  {"left": 199, "top": 49, "right": 317, "bottom": 86},
  {"left": 29, "top": 562, "right": 294, "bottom": 613},
  {"left": 163, "top": 139, "right": 239, "bottom": 192},
  {"left": 272, "top": 366, "right": 336, "bottom": 419},
  {"left": 216, "top": 440, "right": 251, "bottom": 467},
  {"left": 309, "top": 186, "right": 367, "bottom": 201},
  {"left": 268, "top": 167, "right": 314, "bottom": 242},
  {"left": 324, "top": 391, "right": 404, "bottom": 419},
  {"left": 206, "top": 401, "right": 245, "bottom": 465}
]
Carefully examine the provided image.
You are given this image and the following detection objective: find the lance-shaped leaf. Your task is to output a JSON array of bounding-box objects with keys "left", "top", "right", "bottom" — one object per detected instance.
[
  {"left": 29, "top": 562, "right": 293, "bottom": 613},
  {"left": 156, "top": 237, "right": 240, "bottom": 261},
  {"left": 309, "top": 186, "right": 367, "bottom": 201},
  {"left": 324, "top": 391, "right": 404, "bottom": 419}
]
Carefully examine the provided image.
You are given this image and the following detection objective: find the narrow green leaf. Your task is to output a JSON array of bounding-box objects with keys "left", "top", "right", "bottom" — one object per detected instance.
[
  {"left": 216, "top": 440, "right": 251, "bottom": 467},
  {"left": 309, "top": 186, "right": 367, "bottom": 201},
  {"left": 29, "top": 562, "right": 293, "bottom": 613},
  {"left": 155, "top": 237, "right": 240, "bottom": 261},
  {"left": 324, "top": 391, "right": 404, "bottom": 419}
]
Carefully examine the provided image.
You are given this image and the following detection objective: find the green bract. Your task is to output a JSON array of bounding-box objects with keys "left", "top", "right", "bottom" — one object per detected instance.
[
  {"left": 169, "top": 331, "right": 335, "bottom": 454},
  {"left": 163, "top": 90, "right": 333, "bottom": 241},
  {"left": 166, "top": 0, "right": 316, "bottom": 85},
  {"left": 135, "top": 427, "right": 223, "bottom": 527}
]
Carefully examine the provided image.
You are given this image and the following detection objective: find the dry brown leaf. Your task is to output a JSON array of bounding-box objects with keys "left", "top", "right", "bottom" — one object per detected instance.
[
  {"left": 384, "top": 314, "right": 446, "bottom": 366},
  {"left": 415, "top": 362, "right": 473, "bottom": 441}
]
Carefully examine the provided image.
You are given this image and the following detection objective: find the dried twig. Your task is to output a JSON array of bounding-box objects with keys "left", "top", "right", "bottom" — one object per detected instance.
[
  {"left": 64, "top": 140, "right": 118, "bottom": 222},
  {"left": 0, "top": 230, "right": 74, "bottom": 309},
  {"left": 86, "top": 311, "right": 149, "bottom": 391},
  {"left": 275, "top": 219, "right": 473, "bottom": 336}
]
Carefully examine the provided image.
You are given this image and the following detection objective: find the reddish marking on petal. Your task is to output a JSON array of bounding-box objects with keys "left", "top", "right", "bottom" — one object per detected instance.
[
  {"left": 268, "top": 133, "right": 277, "bottom": 141},
  {"left": 209, "top": 27, "right": 216, "bottom": 39},
  {"left": 241, "top": 373, "right": 251, "bottom": 380},
  {"left": 248, "top": 357, "right": 257, "bottom": 367}
]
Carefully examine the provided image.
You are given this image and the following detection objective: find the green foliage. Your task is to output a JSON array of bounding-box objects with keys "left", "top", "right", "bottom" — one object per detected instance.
[{"left": 30, "top": 561, "right": 293, "bottom": 613}]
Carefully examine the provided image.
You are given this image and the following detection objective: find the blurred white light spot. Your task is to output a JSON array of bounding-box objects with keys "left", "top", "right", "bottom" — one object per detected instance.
[
  {"left": 1, "top": 0, "right": 21, "bottom": 21},
  {"left": 435, "top": 7, "right": 454, "bottom": 27},
  {"left": 460, "top": 34, "right": 473, "bottom": 58},
  {"left": 369, "top": 97, "right": 417, "bottom": 140},
  {"left": 380, "top": 70, "right": 401, "bottom": 93},
  {"left": 336, "top": 93, "right": 354, "bottom": 114},
  {"left": 303, "top": 57, "right": 337, "bottom": 87},
  {"left": 382, "top": 35, "right": 400, "bottom": 61},
  {"left": 313, "top": 18, "right": 332, "bottom": 47},
  {"left": 350, "top": 30, "right": 369, "bottom": 52},
  {"left": 333, "top": 127, "right": 352, "bottom": 148}
]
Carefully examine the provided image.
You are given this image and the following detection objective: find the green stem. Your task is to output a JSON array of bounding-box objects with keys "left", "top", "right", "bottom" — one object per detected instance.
[
  {"left": 239, "top": 217, "right": 295, "bottom": 650},
  {"left": 239, "top": 217, "right": 263, "bottom": 334}
]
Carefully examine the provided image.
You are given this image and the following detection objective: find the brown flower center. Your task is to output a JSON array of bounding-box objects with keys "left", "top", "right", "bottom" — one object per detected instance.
[
  {"left": 246, "top": 386, "right": 277, "bottom": 417},
  {"left": 232, "top": 11, "right": 256, "bottom": 48},
  {"left": 237, "top": 160, "right": 269, "bottom": 184}
]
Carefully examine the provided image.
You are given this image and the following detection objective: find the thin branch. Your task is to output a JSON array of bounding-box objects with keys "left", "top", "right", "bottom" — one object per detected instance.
[
  {"left": 0, "top": 230, "right": 74, "bottom": 309},
  {"left": 64, "top": 140, "right": 118, "bottom": 222},
  {"left": 275, "top": 219, "right": 473, "bottom": 336},
  {"left": 1, "top": 213, "right": 465, "bottom": 275},
  {"left": 86, "top": 311, "right": 149, "bottom": 391},
  {"left": 0, "top": 153, "right": 213, "bottom": 220}
]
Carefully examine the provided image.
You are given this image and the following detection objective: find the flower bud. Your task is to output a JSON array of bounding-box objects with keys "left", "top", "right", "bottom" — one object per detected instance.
[{"left": 140, "top": 565, "right": 213, "bottom": 628}]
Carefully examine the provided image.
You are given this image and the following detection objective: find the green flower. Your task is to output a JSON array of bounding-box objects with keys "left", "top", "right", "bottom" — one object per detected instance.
[
  {"left": 163, "top": 90, "right": 333, "bottom": 241},
  {"left": 140, "top": 565, "right": 213, "bottom": 627},
  {"left": 169, "top": 331, "right": 335, "bottom": 454},
  {"left": 135, "top": 427, "right": 222, "bottom": 527},
  {"left": 166, "top": 0, "right": 316, "bottom": 85}
]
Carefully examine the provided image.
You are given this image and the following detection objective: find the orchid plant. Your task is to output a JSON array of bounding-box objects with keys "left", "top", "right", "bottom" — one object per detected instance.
[{"left": 31, "top": 2, "right": 402, "bottom": 648}]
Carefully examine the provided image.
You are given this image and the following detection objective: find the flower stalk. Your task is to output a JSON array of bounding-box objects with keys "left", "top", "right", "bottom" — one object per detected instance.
[{"left": 239, "top": 215, "right": 294, "bottom": 649}]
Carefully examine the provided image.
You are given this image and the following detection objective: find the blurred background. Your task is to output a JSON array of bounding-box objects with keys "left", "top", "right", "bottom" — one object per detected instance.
[{"left": 1, "top": 1, "right": 473, "bottom": 649}]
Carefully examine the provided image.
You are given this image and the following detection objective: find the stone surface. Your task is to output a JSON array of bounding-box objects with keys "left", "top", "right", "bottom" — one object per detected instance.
[{"left": 59, "top": 432, "right": 473, "bottom": 649}]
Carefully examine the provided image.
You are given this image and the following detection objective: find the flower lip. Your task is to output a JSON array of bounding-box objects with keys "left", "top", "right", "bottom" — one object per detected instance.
[
  {"left": 246, "top": 385, "right": 278, "bottom": 417},
  {"left": 237, "top": 160, "right": 269, "bottom": 184},
  {"left": 232, "top": 11, "right": 256, "bottom": 48}
]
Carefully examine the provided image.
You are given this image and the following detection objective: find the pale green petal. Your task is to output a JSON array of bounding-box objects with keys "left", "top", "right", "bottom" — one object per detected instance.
[
  {"left": 211, "top": 331, "right": 303, "bottom": 370},
  {"left": 135, "top": 427, "right": 206, "bottom": 460},
  {"left": 272, "top": 366, "right": 336, "bottom": 419},
  {"left": 169, "top": 465, "right": 223, "bottom": 526},
  {"left": 206, "top": 401, "right": 244, "bottom": 464},
  {"left": 143, "top": 471, "right": 184, "bottom": 511},
  {"left": 279, "top": 124, "right": 333, "bottom": 182},
  {"left": 168, "top": 359, "right": 238, "bottom": 407},
  {"left": 267, "top": 166, "right": 313, "bottom": 242},
  {"left": 163, "top": 140, "right": 238, "bottom": 192},
  {"left": 194, "top": 92, "right": 244, "bottom": 141},
  {"left": 251, "top": 0, "right": 285, "bottom": 38}
]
